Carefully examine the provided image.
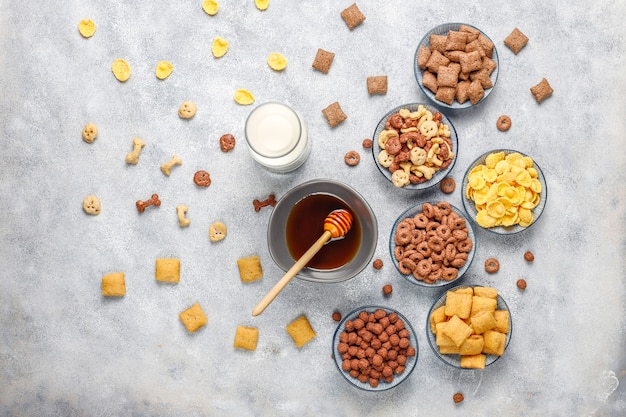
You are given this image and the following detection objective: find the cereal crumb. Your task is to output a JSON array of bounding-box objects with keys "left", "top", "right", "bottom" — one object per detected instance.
[
  {"left": 332, "top": 311, "right": 342, "bottom": 322},
  {"left": 382, "top": 284, "right": 393, "bottom": 296},
  {"left": 484, "top": 257, "right": 500, "bottom": 273},
  {"left": 362, "top": 138, "right": 373, "bottom": 148},
  {"left": 372, "top": 258, "right": 383, "bottom": 269},
  {"left": 516, "top": 279, "right": 527, "bottom": 290},
  {"left": 524, "top": 251, "right": 535, "bottom": 262},
  {"left": 453, "top": 392, "right": 464, "bottom": 403},
  {"left": 219, "top": 134, "right": 236, "bottom": 152}
]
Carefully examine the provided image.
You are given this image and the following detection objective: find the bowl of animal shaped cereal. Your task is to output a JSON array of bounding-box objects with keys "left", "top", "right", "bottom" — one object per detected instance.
[
  {"left": 371, "top": 103, "right": 458, "bottom": 190},
  {"left": 333, "top": 306, "right": 418, "bottom": 391},
  {"left": 427, "top": 285, "right": 512, "bottom": 369},
  {"left": 414, "top": 23, "right": 499, "bottom": 109},
  {"left": 462, "top": 149, "right": 547, "bottom": 234},
  {"left": 390, "top": 201, "right": 475, "bottom": 287}
]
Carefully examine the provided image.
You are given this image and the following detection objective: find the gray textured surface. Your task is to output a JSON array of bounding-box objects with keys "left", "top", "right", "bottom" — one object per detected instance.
[{"left": 1, "top": 1, "right": 625, "bottom": 416}]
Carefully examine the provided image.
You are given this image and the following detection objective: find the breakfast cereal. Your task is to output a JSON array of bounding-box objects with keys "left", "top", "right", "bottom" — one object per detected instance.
[
  {"left": 504, "top": 28, "right": 529, "bottom": 54},
  {"left": 193, "top": 170, "right": 211, "bottom": 187},
  {"left": 179, "top": 303, "right": 208, "bottom": 333},
  {"left": 340, "top": 3, "right": 366, "bottom": 30},
  {"left": 160, "top": 155, "right": 182, "bottom": 177},
  {"left": 82, "top": 123, "right": 98, "bottom": 143},
  {"left": 267, "top": 52, "right": 287, "bottom": 71},
  {"left": 255, "top": 0, "right": 269, "bottom": 11},
  {"left": 155, "top": 258, "right": 180, "bottom": 283},
  {"left": 101, "top": 272, "right": 125, "bottom": 296},
  {"left": 78, "top": 19, "right": 96, "bottom": 38},
  {"left": 82, "top": 195, "right": 101, "bottom": 215},
  {"left": 367, "top": 76, "right": 387, "bottom": 95},
  {"left": 212, "top": 37, "right": 229, "bottom": 58},
  {"left": 237, "top": 256, "right": 263, "bottom": 282},
  {"left": 322, "top": 101, "right": 347, "bottom": 128},
  {"left": 287, "top": 315, "right": 316, "bottom": 348},
  {"left": 176, "top": 205, "right": 191, "bottom": 227},
  {"left": 209, "top": 222, "right": 227, "bottom": 242},
  {"left": 202, "top": 0, "right": 219, "bottom": 15},
  {"left": 155, "top": 60, "right": 174, "bottom": 79},
  {"left": 530, "top": 78, "right": 553, "bottom": 103},
  {"left": 219, "top": 134, "right": 236, "bottom": 152},
  {"left": 178, "top": 101, "right": 197, "bottom": 119},
  {"left": 125, "top": 137, "right": 145, "bottom": 164},
  {"left": 234, "top": 89, "right": 255, "bottom": 105},
  {"left": 233, "top": 326, "right": 259, "bottom": 351},
  {"left": 312, "top": 48, "right": 335, "bottom": 74},
  {"left": 111, "top": 59, "right": 131, "bottom": 82}
]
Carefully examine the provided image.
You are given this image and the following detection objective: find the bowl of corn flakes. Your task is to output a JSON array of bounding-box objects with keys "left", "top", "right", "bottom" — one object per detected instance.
[
  {"left": 414, "top": 23, "right": 499, "bottom": 109},
  {"left": 426, "top": 285, "right": 512, "bottom": 369},
  {"left": 371, "top": 103, "right": 458, "bottom": 190},
  {"left": 462, "top": 149, "right": 547, "bottom": 234}
]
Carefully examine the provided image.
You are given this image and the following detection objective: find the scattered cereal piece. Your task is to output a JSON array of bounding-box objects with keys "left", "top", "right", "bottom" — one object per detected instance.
[
  {"left": 178, "top": 101, "right": 197, "bottom": 119},
  {"left": 179, "top": 303, "right": 208, "bottom": 333},
  {"left": 234, "top": 326, "right": 259, "bottom": 350},
  {"left": 255, "top": 0, "right": 269, "bottom": 11},
  {"left": 340, "top": 3, "right": 366, "bottom": 30},
  {"left": 322, "top": 101, "right": 347, "bottom": 128},
  {"left": 155, "top": 258, "right": 181, "bottom": 283},
  {"left": 504, "top": 28, "right": 529, "bottom": 54},
  {"left": 234, "top": 89, "right": 255, "bottom": 105},
  {"left": 372, "top": 258, "right": 383, "bottom": 269},
  {"left": 111, "top": 59, "right": 131, "bottom": 82},
  {"left": 82, "top": 123, "right": 98, "bottom": 143},
  {"left": 484, "top": 258, "right": 500, "bottom": 273},
  {"left": 193, "top": 170, "right": 211, "bottom": 187},
  {"left": 82, "top": 195, "right": 101, "bottom": 215},
  {"left": 102, "top": 272, "right": 125, "bottom": 296},
  {"left": 332, "top": 311, "right": 342, "bottom": 322},
  {"left": 440, "top": 177, "right": 456, "bottom": 194},
  {"left": 136, "top": 194, "right": 161, "bottom": 213},
  {"left": 176, "top": 205, "right": 191, "bottom": 227},
  {"left": 209, "top": 221, "right": 227, "bottom": 242},
  {"left": 516, "top": 279, "right": 527, "bottom": 290},
  {"left": 267, "top": 52, "right": 287, "bottom": 71},
  {"left": 125, "top": 137, "right": 145, "bottom": 164},
  {"left": 496, "top": 115, "right": 512, "bottom": 131},
  {"left": 212, "top": 37, "right": 229, "bottom": 58},
  {"left": 286, "top": 315, "right": 316, "bottom": 348},
  {"left": 382, "top": 284, "right": 393, "bottom": 295},
  {"left": 367, "top": 75, "right": 387, "bottom": 95},
  {"left": 219, "top": 133, "right": 236, "bottom": 152},
  {"left": 453, "top": 392, "right": 464, "bottom": 403},
  {"left": 78, "top": 19, "right": 96, "bottom": 38},
  {"left": 312, "top": 48, "right": 335, "bottom": 74},
  {"left": 362, "top": 138, "right": 373, "bottom": 148},
  {"left": 202, "top": 0, "right": 219, "bottom": 15},
  {"left": 237, "top": 255, "right": 263, "bottom": 282},
  {"left": 155, "top": 60, "right": 174, "bottom": 80},
  {"left": 524, "top": 251, "right": 535, "bottom": 262},
  {"left": 160, "top": 155, "right": 182, "bottom": 177},
  {"left": 253, "top": 194, "right": 277, "bottom": 212},
  {"left": 530, "top": 78, "right": 553, "bottom": 103},
  {"left": 344, "top": 150, "right": 360, "bottom": 166}
]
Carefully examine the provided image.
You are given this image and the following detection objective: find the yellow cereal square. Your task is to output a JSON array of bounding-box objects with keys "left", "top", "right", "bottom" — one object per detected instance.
[
  {"left": 494, "top": 310, "right": 511, "bottom": 333},
  {"left": 178, "top": 303, "right": 208, "bottom": 333},
  {"left": 444, "top": 290, "right": 472, "bottom": 319},
  {"left": 482, "top": 329, "right": 507, "bottom": 356},
  {"left": 435, "top": 322, "right": 456, "bottom": 347},
  {"left": 471, "top": 296, "right": 498, "bottom": 317},
  {"left": 101, "top": 272, "right": 126, "bottom": 297},
  {"left": 429, "top": 305, "right": 447, "bottom": 333},
  {"left": 460, "top": 353, "right": 486, "bottom": 369},
  {"left": 286, "top": 315, "right": 316, "bottom": 348},
  {"left": 473, "top": 286, "right": 498, "bottom": 299},
  {"left": 155, "top": 258, "right": 180, "bottom": 282},
  {"left": 237, "top": 256, "right": 263, "bottom": 282},
  {"left": 442, "top": 315, "right": 472, "bottom": 347},
  {"left": 439, "top": 345, "right": 460, "bottom": 355},
  {"left": 470, "top": 311, "right": 497, "bottom": 335},
  {"left": 233, "top": 326, "right": 259, "bottom": 351},
  {"left": 459, "top": 334, "right": 484, "bottom": 356}
]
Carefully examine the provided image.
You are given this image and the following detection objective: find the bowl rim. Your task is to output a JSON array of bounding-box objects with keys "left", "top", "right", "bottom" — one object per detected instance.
[
  {"left": 332, "top": 305, "right": 419, "bottom": 391},
  {"left": 413, "top": 22, "right": 499, "bottom": 109},
  {"left": 267, "top": 178, "right": 378, "bottom": 283},
  {"left": 426, "top": 284, "right": 513, "bottom": 369},
  {"left": 461, "top": 148, "right": 548, "bottom": 234},
  {"left": 388, "top": 201, "right": 476, "bottom": 287},
  {"left": 371, "top": 102, "right": 458, "bottom": 190}
]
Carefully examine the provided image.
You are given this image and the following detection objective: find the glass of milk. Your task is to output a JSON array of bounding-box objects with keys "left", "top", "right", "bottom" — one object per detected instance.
[{"left": 244, "top": 102, "right": 310, "bottom": 173}]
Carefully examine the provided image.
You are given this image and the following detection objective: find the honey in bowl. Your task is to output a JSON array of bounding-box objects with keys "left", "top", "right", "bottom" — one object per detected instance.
[{"left": 285, "top": 193, "right": 361, "bottom": 270}]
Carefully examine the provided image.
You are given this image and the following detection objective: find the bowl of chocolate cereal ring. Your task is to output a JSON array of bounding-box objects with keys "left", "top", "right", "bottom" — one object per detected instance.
[
  {"left": 389, "top": 201, "right": 475, "bottom": 287},
  {"left": 371, "top": 102, "right": 458, "bottom": 190}
]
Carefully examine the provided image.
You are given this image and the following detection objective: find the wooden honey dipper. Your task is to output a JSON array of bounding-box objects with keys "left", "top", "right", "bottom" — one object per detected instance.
[{"left": 252, "top": 209, "right": 353, "bottom": 316}]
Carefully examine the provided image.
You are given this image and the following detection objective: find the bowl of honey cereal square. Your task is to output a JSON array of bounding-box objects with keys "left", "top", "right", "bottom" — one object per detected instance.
[
  {"left": 427, "top": 285, "right": 512, "bottom": 369},
  {"left": 332, "top": 306, "right": 418, "bottom": 391},
  {"left": 462, "top": 149, "right": 547, "bottom": 234},
  {"left": 390, "top": 201, "right": 475, "bottom": 287},
  {"left": 372, "top": 103, "right": 458, "bottom": 190},
  {"left": 267, "top": 179, "right": 378, "bottom": 283},
  {"left": 414, "top": 23, "right": 499, "bottom": 109}
]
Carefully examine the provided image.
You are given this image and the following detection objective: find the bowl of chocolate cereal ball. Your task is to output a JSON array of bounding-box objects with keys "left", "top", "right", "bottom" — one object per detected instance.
[
  {"left": 332, "top": 306, "right": 418, "bottom": 391},
  {"left": 414, "top": 23, "right": 499, "bottom": 109},
  {"left": 389, "top": 201, "right": 475, "bottom": 287},
  {"left": 426, "top": 285, "right": 512, "bottom": 369},
  {"left": 462, "top": 149, "right": 547, "bottom": 234},
  {"left": 371, "top": 102, "right": 458, "bottom": 190}
]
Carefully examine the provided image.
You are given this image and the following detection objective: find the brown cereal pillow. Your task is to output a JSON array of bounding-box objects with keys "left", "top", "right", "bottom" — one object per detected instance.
[
  {"left": 445, "top": 31, "right": 468, "bottom": 51},
  {"left": 437, "top": 65, "right": 459, "bottom": 88},
  {"left": 425, "top": 50, "right": 450, "bottom": 73},
  {"left": 429, "top": 34, "right": 448, "bottom": 53},
  {"left": 340, "top": 3, "right": 366, "bottom": 30},
  {"left": 417, "top": 45, "right": 431, "bottom": 69},
  {"left": 322, "top": 101, "right": 347, "bottom": 128},
  {"left": 470, "top": 69, "right": 493, "bottom": 89},
  {"left": 456, "top": 80, "right": 471, "bottom": 104},
  {"left": 459, "top": 51, "right": 482, "bottom": 74},
  {"left": 504, "top": 28, "right": 529, "bottom": 54},
  {"left": 530, "top": 78, "right": 553, "bottom": 103},
  {"left": 367, "top": 76, "right": 387, "bottom": 95},
  {"left": 435, "top": 86, "right": 456, "bottom": 105},
  {"left": 422, "top": 71, "right": 438, "bottom": 94},
  {"left": 468, "top": 80, "right": 485, "bottom": 105},
  {"left": 312, "top": 48, "right": 335, "bottom": 74}
]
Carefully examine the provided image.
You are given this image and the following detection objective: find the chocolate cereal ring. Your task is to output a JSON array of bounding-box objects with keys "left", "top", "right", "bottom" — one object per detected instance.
[
  {"left": 394, "top": 228, "right": 412, "bottom": 245},
  {"left": 398, "top": 258, "right": 416, "bottom": 274},
  {"left": 437, "top": 201, "right": 452, "bottom": 216},
  {"left": 428, "top": 236, "right": 445, "bottom": 253},
  {"left": 451, "top": 253, "right": 468, "bottom": 268},
  {"left": 442, "top": 267, "right": 458, "bottom": 281},
  {"left": 411, "top": 229, "right": 425, "bottom": 245},
  {"left": 422, "top": 203, "right": 435, "bottom": 219},
  {"left": 436, "top": 224, "right": 452, "bottom": 240},
  {"left": 344, "top": 151, "right": 360, "bottom": 166},
  {"left": 450, "top": 216, "right": 467, "bottom": 230},
  {"left": 394, "top": 246, "right": 405, "bottom": 261},
  {"left": 485, "top": 257, "right": 500, "bottom": 273},
  {"left": 457, "top": 238, "right": 473, "bottom": 253},
  {"left": 451, "top": 229, "right": 468, "bottom": 241},
  {"left": 416, "top": 259, "right": 431, "bottom": 276},
  {"left": 496, "top": 115, "right": 512, "bottom": 132},
  {"left": 413, "top": 213, "right": 429, "bottom": 228},
  {"left": 193, "top": 170, "right": 211, "bottom": 187}
]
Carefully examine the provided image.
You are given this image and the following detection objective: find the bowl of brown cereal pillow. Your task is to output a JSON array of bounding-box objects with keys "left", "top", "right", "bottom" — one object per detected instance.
[
  {"left": 414, "top": 23, "right": 499, "bottom": 109},
  {"left": 332, "top": 305, "right": 418, "bottom": 391},
  {"left": 371, "top": 103, "right": 458, "bottom": 190},
  {"left": 462, "top": 149, "right": 547, "bottom": 234},
  {"left": 427, "top": 285, "right": 512, "bottom": 369},
  {"left": 389, "top": 201, "right": 475, "bottom": 287}
]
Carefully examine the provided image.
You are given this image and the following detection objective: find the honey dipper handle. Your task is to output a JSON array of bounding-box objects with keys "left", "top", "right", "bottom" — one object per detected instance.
[{"left": 252, "top": 230, "right": 332, "bottom": 316}]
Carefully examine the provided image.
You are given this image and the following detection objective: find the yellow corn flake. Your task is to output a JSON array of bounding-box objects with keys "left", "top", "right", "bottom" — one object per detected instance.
[
  {"left": 485, "top": 151, "right": 505, "bottom": 169},
  {"left": 468, "top": 173, "right": 485, "bottom": 190},
  {"left": 476, "top": 210, "right": 498, "bottom": 228},
  {"left": 202, "top": 0, "right": 219, "bottom": 16},
  {"left": 234, "top": 89, "right": 255, "bottom": 105},
  {"left": 111, "top": 59, "right": 131, "bottom": 82},
  {"left": 482, "top": 167, "right": 498, "bottom": 182},
  {"left": 78, "top": 19, "right": 96, "bottom": 38},
  {"left": 212, "top": 37, "right": 229, "bottom": 58},
  {"left": 486, "top": 200, "right": 506, "bottom": 218},
  {"left": 267, "top": 52, "right": 288, "bottom": 71},
  {"left": 255, "top": 0, "right": 270, "bottom": 11},
  {"left": 155, "top": 60, "right": 174, "bottom": 80}
]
